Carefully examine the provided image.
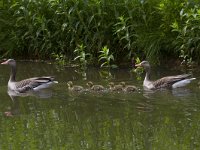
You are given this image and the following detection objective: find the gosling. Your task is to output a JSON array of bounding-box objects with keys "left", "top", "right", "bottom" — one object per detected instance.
[
  {"left": 86, "top": 81, "right": 105, "bottom": 91},
  {"left": 67, "top": 81, "right": 84, "bottom": 92}
]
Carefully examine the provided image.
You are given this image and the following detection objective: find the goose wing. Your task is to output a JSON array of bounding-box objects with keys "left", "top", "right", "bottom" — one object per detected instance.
[
  {"left": 153, "top": 74, "right": 191, "bottom": 89},
  {"left": 15, "top": 76, "right": 55, "bottom": 92}
]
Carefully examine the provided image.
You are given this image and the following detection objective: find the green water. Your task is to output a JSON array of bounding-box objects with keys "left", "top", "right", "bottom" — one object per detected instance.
[{"left": 0, "top": 61, "right": 200, "bottom": 150}]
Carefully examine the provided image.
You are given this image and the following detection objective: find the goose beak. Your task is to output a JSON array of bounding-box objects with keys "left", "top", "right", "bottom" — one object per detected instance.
[
  {"left": 1, "top": 60, "right": 8, "bottom": 64},
  {"left": 135, "top": 63, "right": 141, "bottom": 67}
]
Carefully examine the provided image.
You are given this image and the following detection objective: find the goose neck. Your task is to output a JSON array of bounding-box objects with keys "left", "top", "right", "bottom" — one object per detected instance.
[
  {"left": 9, "top": 65, "right": 16, "bottom": 82},
  {"left": 144, "top": 67, "right": 151, "bottom": 81}
]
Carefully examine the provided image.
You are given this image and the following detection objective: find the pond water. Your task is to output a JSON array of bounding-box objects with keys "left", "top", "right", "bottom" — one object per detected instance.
[{"left": 0, "top": 61, "right": 200, "bottom": 150}]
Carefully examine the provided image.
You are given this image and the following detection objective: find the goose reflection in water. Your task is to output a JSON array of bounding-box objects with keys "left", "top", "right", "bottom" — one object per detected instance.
[
  {"left": 4, "top": 89, "right": 53, "bottom": 117},
  {"left": 171, "top": 88, "right": 192, "bottom": 97},
  {"left": 136, "top": 102, "right": 153, "bottom": 112},
  {"left": 8, "top": 88, "right": 53, "bottom": 100},
  {"left": 142, "top": 87, "right": 192, "bottom": 99}
]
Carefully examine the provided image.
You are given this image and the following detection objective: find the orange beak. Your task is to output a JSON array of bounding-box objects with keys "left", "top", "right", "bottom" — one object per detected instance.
[
  {"left": 1, "top": 60, "right": 8, "bottom": 64},
  {"left": 135, "top": 63, "right": 141, "bottom": 67}
]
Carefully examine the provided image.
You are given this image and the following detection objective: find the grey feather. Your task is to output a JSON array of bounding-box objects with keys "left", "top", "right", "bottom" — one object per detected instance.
[
  {"left": 135, "top": 61, "right": 195, "bottom": 89},
  {"left": 1, "top": 59, "right": 57, "bottom": 93}
]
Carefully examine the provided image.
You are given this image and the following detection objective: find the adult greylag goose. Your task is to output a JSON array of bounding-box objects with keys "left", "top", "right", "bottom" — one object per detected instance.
[
  {"left": 86, "top": 81, "right": 105, "bottom": 91},
  {"left": 67, "top": 81, "right": 84, "bottom": 92},
  {"left": 1, "top": 59, "right": 58, "bottom": 93},
  {"left": 135, "top": 61, "right": 196, "bottom": 90}
]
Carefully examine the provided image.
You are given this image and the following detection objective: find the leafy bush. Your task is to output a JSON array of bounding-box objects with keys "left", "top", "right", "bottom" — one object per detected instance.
[
  {"left": 172, "top": 4, "right": 200, "bottom": 63},
  {"left": 1, "top": 0, "right": 200, "bottom": 64}
]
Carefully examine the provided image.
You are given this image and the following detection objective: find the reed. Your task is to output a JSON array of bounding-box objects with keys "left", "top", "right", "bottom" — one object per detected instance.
[{"left": 1, "top": 0, "right": 200, "bottom": 64}]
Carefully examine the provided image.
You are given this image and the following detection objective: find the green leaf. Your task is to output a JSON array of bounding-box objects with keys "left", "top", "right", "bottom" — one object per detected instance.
[
  {"left": 98, "top": 57, "right": 107, "bottom": 61},
  {"left": 100, "top": 62, "right": 108, "bottom": 68},
  {"left": 74, "top": 56, "right": 81, "bottom": 60}
]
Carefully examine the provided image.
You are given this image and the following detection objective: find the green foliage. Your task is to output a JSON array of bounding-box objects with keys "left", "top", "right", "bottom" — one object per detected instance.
[
  {"left": 74, "top": 44, "right": 91, "bottom": 69},
  {"left": 98, "top": 46, "right": 117, "bottom": 68},
  {"left": 113, "top": 15, "right": 137, "bottom": 59},
  {"left": 131, "top": 57, "right": 143, "bottom": 80},
  {"left": 171, "top": 4, "right": 200, "bottom": 64},
  {"left": 179, "top": 50, "right": 193, "bottom": 66},
  {"left": 51, "top": 52, "right": 67, "bottom": 66},
  {"left": 99, "top": 69, "right": 113, "bottom": 80},
  {"left": 1, "top": 0, "right": 200, "bottom": 64}
]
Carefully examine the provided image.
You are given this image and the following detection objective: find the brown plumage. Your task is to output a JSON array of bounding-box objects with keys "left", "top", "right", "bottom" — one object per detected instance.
[
  {"left": 108, "top": 82, "right": 124, "bottom": 92},
  {"left": 86, "top": 81, "right": 105, "bottom": 91},
  {"left": 124, "top": 85, "right": 137, "bottom": 92},
  {"left": 67, "top": 81, "right": 84, "bottom": 92},
  {"left": 151, "top": 74, "right": 191, "bottom": 89},
  {"left": 14, "top": 77, "right": 56, "bottom": 92}
]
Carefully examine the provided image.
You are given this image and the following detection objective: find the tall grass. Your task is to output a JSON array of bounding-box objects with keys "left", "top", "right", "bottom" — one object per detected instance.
[{"left": 0, "top": 0, "right": 200, "bottom": 64}]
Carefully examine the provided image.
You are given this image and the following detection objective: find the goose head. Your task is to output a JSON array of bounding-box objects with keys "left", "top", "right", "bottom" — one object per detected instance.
[
  {"left": 86, "top": 81, "right": 93, "bottom": 88},
  {"left": 135, "top": 61, "right": 150, "bottom": 70},
  {"left": 108, "top": 82, "right": 114, "bottom": 87},
  {"left": 108, "top": 82, "right": 115, "bottom": 90},
  {"left": 1, "top": 59, "right": 17, "bottom": 81},
  {"left": 67, "top": 81, "right": 84, "bottom": 92},
  {"left": 1, "top": 59, "right": 16, "bottom": 67},
  {"left": 67, "top": 81, "right": 73, "bottom": 88},
  {"left": 119, "top": 82, "right": 126, "bottom": 87},
  {"left": 135, "top": 61, "right": 151, "bottom": 81}
]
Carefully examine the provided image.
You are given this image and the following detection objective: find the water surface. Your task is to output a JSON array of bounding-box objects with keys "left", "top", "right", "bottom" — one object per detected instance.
[{"left": 0, "top": 61, "right": 200, "bottom": 150}]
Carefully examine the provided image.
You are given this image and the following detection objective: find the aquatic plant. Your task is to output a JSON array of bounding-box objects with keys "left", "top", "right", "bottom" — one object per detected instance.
[
  {"left": 98, "top": 46, "right": 117, "bottom": 68},
  {"left": 51, "top": 52, "right": 67, "bottom": 66},
  {"left": 99, "top": 69, "right": 113, "bottom": 80},
  {"left": 131, "top": 57, "right": 143, "bottom": 80},
  {"left": 179, "top": 50, "right": 193, "bottom": 66},
  {"left": 74, "top": 44, "right": 91, "bottom": 69}
]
